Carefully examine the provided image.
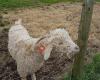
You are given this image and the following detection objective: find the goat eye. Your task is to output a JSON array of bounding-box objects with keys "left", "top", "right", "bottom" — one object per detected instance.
[
  {"left": 67, "top": 45, "right": 70, "bottom": 47},
  {"left": 59, "top": 42, "right": 63, "bottom": 45}
]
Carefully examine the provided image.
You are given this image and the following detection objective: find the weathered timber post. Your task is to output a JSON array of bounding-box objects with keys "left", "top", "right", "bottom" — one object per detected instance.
[
  {"left": 0, "top": 13, "right": 4, "bottom": 27},
  {"left": 71, "top": 0, "right": 94, "bottom": 80},
  {"left": 0, "top": 14, "right": 2, "bottom": 24}
]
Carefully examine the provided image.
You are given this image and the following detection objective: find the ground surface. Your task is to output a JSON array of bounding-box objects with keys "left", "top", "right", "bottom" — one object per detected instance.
[{"left": 0, "top": 3, "right": 100, "bottom": 80}]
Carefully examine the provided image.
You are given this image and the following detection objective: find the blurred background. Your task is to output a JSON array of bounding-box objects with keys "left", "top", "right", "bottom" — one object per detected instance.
[{"left": 0, "top": 0, "right": 100, "bottom": 80}]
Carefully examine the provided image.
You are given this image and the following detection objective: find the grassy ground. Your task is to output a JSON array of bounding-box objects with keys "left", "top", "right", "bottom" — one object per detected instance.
[
  {"left": 0, "top": 0, "right": 97, "bottom": 9},
  {"left": 39, "top": 0, "right": 80, "bottom": 4},
  {"left": 0, "top": 0, "right": 39, "bottom": 9},
  {"left": 96, "top": 0, "right": 100, "bottom": 2},
  {"left": 0, "top": 0, "right": 66, "bottom": 9},
  {"left": 64, "top": 53, "right": 100, "bottom": 80}
]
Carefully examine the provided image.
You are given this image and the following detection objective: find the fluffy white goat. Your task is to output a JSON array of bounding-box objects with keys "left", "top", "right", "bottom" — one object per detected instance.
[{"left": 8, "top": 19, "right": 79, "bottom": 80}]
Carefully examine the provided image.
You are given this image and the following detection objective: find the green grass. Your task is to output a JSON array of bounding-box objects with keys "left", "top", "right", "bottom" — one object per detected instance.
[
  {"left": 39, "top": 0, "right": 79, "bottom": 4},
  {"left": 0, "top": 0, "right": 39, "bottom": 9},
  {"left": 0, "top": 0, "right": 79, "bottom": 9},
  {"left": 0, "top": 0, "right": 99, "bottom": 9},
  {"left": 96, "top": 0, "right": 100, "bottom": 2},
  {"left": 64, "top": 53, "right": 100, "bottom": 80},
  {"left": 82, "top": 53, "right": 100, "bottom": 80}
]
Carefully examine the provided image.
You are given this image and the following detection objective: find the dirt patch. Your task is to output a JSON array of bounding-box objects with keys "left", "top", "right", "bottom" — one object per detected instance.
[{"left": 0, "top": 3, "right": 100, "bottom": 80}]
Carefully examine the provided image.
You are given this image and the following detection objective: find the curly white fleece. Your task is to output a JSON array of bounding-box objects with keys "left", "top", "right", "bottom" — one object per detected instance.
[{"left": 8, "top": 19, "right": 79, "bottom": 80}]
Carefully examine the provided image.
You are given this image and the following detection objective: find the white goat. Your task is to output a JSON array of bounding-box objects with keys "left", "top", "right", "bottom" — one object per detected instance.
[{"left": 8, "top": 19, "right": 79, "bottom": 80}]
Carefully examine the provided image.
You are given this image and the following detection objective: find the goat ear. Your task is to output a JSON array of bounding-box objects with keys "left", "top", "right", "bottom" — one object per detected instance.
[
  {"left": 44, "top": 45, "right": 52, "bottom": 60},
  {"left": 34, "top": 37, "right": 46, "bottom": 53},
  {"left": 15, "top": 19, "right": 22, "bottom": 25},
  {"left": 35, "top": 37, "right": 52, "bottom": 60}
]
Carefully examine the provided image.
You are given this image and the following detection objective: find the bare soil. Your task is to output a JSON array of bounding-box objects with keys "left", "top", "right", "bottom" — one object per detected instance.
[{"left": 0, "top": 3, "right": 100, "bottom": 80}]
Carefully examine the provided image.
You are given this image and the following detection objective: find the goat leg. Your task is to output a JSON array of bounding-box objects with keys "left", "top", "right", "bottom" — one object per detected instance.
[{"left": 31, "top": 73, "right": 36, "bottom": 80}]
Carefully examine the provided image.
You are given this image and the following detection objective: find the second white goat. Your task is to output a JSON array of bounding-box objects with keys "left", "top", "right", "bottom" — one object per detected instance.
[{"left": 8, "top": 19, "right": 79, "bottom": 80}]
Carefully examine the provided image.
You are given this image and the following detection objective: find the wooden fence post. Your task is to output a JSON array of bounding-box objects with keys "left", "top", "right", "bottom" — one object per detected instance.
[{"left": 71, "top": 0, "right": 94, "bottom": 80}]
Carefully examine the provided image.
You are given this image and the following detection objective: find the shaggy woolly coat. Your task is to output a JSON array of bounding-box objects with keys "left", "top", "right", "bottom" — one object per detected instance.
[
  {"left": 8, "top": 20, "right": 79, "bottom": 80},
  {"left": 8, "top": 21, "right": 44, "bottom": 78}
]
